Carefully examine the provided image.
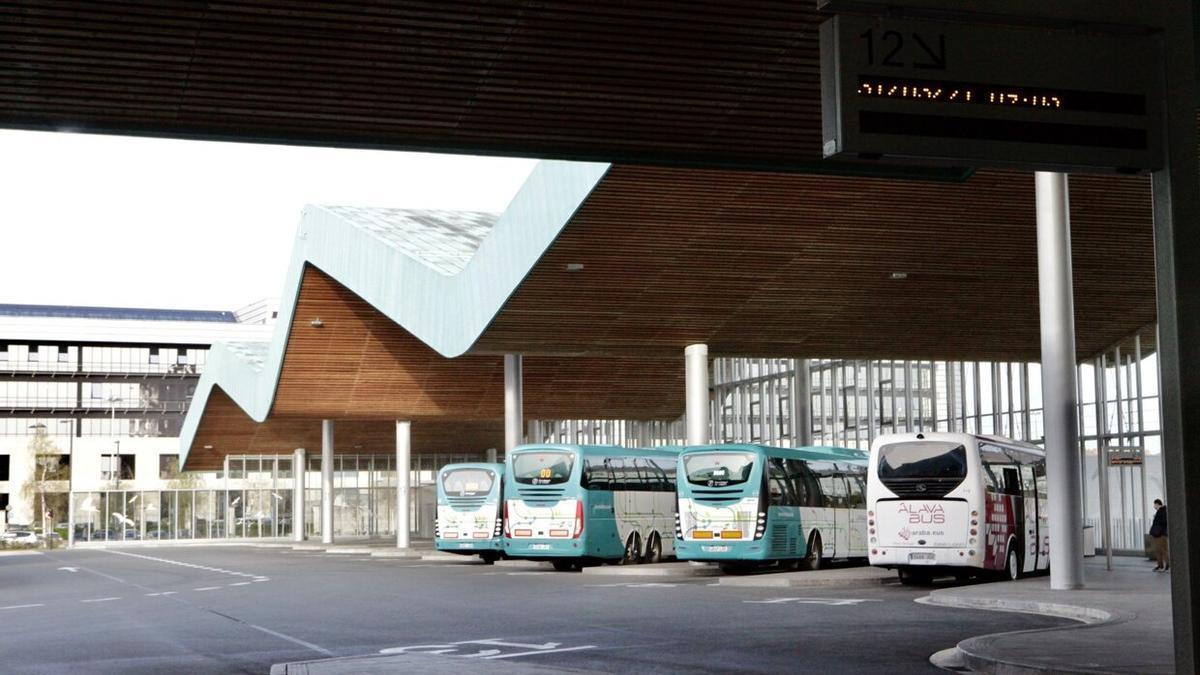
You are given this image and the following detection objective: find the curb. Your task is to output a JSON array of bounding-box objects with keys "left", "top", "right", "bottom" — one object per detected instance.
[
  {"left": 919, "top": 591, "right": 1136, "bottom": 675},
  {"left": 717, "top": 569, "right": 894, "bottom": 588}
]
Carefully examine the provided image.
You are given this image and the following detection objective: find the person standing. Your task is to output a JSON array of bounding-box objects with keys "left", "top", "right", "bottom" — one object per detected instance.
[{"left": 1150, "top": 498, "right": 1169, "bottom": 572}]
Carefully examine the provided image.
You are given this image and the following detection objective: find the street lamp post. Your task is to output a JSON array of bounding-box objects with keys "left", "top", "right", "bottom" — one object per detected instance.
[{"left": 59, "top": 419, "right": 74, "bottom": 547}]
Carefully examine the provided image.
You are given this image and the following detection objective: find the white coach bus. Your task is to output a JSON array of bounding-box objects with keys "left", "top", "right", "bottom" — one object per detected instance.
[{"left": 866, "top": 432, "right": 1049, "bottom": 584}]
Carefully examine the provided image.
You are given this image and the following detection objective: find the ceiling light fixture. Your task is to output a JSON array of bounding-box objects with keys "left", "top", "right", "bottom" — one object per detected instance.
[
  {"left": 890, "top": 272, "right": 908, "bottom": 280},
  {"left": 310, "top": 318, "right": 324, "bottom": 328},
  {"left": 565, "top": 263, "right": 585, "bottom": 272}
]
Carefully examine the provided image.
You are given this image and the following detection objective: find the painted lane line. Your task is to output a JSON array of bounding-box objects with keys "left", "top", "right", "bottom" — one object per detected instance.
[
  {"left": 194, "top": 586, "right": 222, "bottom": 592},
  {"left": 102, "top": 550, "right": 268, "bottom": 583},
  {"left": 742, "top": 597, "right": 884, "bottom": 606},
  {"left": 229, "top": 582, "right": 252, "bottom": 586},
  {"left": 1, "top": 603, "right": 44, "bottom": 610},
  {"left": 485, "top": 645, "right": 598, "bottom": 660},
  {"left": 81, "top": 597, "right": 121, "bottom": 603},
  {"left": 248, "top": 623, "right": 335, "bottom": 657}
]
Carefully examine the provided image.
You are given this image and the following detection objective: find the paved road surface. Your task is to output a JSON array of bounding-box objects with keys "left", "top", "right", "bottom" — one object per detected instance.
[{"left": 0, "top": 547, "right": 1067, "bottom": 674}]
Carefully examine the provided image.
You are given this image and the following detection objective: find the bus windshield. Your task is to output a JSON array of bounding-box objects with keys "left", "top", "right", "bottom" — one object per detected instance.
[
  {"left": 512, "top": 451, "right": 575, "bottom": 485},
  {"left": 878, "top": 442, "right": 967, "bottom": 480},
  {"left": 441, "top": 468, "right": 495, "bottom": 497},
  {"left": 684, "top": 452, "right": 756, "bottom": 487}
]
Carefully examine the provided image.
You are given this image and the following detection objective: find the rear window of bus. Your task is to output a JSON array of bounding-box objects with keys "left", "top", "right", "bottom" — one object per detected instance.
[
  {"left": 512, "top": 451, "right": 575, "bottom": 485},
  {"left": 684, "top": 452, "right": 755, "bottom": 487},
  {"left": 441, "top": 468, "right": 496, "bottom": 497},
  {"left": 878, "top": 442, "right": 967, "bottom": 480}
]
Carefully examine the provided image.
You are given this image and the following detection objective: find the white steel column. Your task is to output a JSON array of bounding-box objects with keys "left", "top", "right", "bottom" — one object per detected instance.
[
  {"left": 396, "top": 421, "right": 411, "bottom": 549},
  {"left": 793, "top": 359, "right": 813, "bottom": 446},
  {"left": 1036, "top": 171, "right": 1085, "bottom": 590},
  {"left": 486, "top": 447, "right": 497, "bottom": 464},
  {"left": 685, "top": 344, "right": 710, "bottom": 445},
  {"left": 504, "top": 354, "right": 523, "bottom": 458},
  {"left": 321, "top": 419, "right": 335, "bottom": 545},
  {"left": 293, "top": 448, "right": 306, "bottom": 542}
]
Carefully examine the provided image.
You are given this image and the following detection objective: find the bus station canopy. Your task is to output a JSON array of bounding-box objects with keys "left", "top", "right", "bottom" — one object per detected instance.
[{"left": 0, "top": 3, "right": 1160, "bottom": 468}]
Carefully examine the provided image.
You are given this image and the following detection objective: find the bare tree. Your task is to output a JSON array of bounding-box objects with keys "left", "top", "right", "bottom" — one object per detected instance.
[{"left": 20, "top": 427, "right": 67, "bottom": 547}]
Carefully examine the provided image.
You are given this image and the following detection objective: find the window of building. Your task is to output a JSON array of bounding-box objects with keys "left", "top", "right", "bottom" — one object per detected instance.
[
  {"left": 101, "top": 454, "right": 136, "bottom": 481},
  {"left": 27, "top": 347, "right": 38, "bottom": 362},
  {"left": 0, "top": 493, "right": 8, "bottom": 510},
  {"left": 0, "top": 454, "right": 9, "bottom": 481},
  {"left": 159, "top": 454, "right": 179, "bottom": 479},
  {"left": 56, "top": 348, "right": 69, "bottom": 363},
  {"left": 0, "top": 346, "right": 7, "bottom": 362},
  {"left": 177, "top": 351, "right": 190, "bottom": 365},
  {"left": 149, "top": 348, "right": 160, "bottom": 365}
]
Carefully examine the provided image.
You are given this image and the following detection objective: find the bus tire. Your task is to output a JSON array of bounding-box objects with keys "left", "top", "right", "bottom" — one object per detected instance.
[
  {"left": 1005, "top": 544, "right": 1023, "bottom": 581},
  {"left": 620, "top": 532, "right": 642, "bottom": 565},
  {"left": 479, "top": 552, "right": 499, "bottom": 565},
  {"left": 642, "top": 532, "right": 662, "bottom": 564},
  {"left": 801, "top": 532, "right": 824, "bottom": 571},
  {"left": 552, "top": 559, "right": 578, "bottom": 572}
]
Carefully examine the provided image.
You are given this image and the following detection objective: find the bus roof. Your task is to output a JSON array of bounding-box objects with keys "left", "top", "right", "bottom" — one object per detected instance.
[
  {"left": 511, "top": 443, "right": 681, "bottom": 459},
  {"left": 438, "top": 462, "right": 505, "bottom": 474},
  {"left": 872, "top": 431, "right": 1045, "bottom": 456},
  {"left": 678, "top": 443, "right": 868, "bottom": 463}
]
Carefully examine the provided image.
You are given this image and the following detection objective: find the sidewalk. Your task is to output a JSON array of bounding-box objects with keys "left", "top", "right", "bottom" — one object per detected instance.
[{"left": 924, "top": 556, "right": 1172, "bottom": 674}]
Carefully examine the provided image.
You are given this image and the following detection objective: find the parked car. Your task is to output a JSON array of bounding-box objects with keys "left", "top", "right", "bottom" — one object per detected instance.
[{"left": 1, "top": 531, "right": 38, "bottom": 544}]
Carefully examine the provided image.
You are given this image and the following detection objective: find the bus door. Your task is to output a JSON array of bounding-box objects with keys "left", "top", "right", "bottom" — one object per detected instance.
[
  {"left": 820, "top": 472, "right": 850, "bottom": 558},
  {"left": 1019, "top": 463, "right": 1039, "bottom": 573},
  {"left": 845, "top": 470, "right": 868, "bottom": 555},
  {"left": 1034, "top": 464, "right": 1050, "bottom": 570},
  {"left": 1001, "top": 466, "right": 1025, "bottom": 568}
]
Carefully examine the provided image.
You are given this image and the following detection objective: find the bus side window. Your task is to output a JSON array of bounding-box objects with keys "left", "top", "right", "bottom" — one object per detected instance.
[
  {"left": 636, "top": 457, "right": 667, "bottom": 492},
  {"left": 1019, "top": 464, "right": 1036, "bottom": 501},
  {"left": 845, "top": 472, "right": 866, "bottom": 508},
  {"left": 784, "top": 459, "right": 811, "bottom": 507},
  {"left": 660, "top": 459, "right": 677, "bottom": 491},
  {"left": 767, "top": 458, "right": 795, "bottom": 507},
  {"left": 584, "top": 459, "right": 612, "bottom": 491},
  {"left": 1002, "top": 467, "right": 1021, "bottom": 496}
]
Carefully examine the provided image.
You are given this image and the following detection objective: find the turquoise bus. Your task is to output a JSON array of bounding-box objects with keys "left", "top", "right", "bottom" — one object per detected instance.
[
  {"left": 503, "top": 444, "right": 680, "bottom": 571},
  {"left": 675, "top": 444, "right": 869, "bottom": 573},
  {"left": 435, "top": 462, "right": 505, "bottom": 563}
]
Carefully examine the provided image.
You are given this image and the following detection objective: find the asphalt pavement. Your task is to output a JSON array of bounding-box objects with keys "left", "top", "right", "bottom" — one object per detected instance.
[{"left": 0, "top": 546, "right": 1068, "bottom": 674}]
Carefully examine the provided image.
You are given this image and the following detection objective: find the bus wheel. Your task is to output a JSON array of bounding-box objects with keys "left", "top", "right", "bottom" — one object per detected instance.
[
  {"left": 479, "top": 552, "right": 498, "bottom": 565},
  {"left": 801, "top": 532, "right": 824, "bottom": 571},
  {"left": 1005, "top": 546, "right": 1023, "bottom": 581},
  {"left": 552, "top": 559, "right": 578, "bottom": 572},
  {"left": 642, "top": 533, "right": 662, "bottom": 564},
  {"left": 620, "top": 532, "right": 642, "bottom": 565}
]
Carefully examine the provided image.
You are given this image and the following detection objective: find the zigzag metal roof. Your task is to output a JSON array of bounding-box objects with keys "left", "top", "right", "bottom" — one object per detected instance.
[{"left": 179, "top": 160, "right": 610, "bottom": 467}]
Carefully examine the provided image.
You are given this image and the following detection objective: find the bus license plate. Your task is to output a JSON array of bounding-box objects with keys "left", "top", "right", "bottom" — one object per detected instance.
[
  {"left": 529, "top": 544, "right": 551, "bottom": 551},
  {"left": 908, "top": 552, "right": 936, "bottom": 564},
  {"left": 702, "top": 545, "right": 731, "bottom": 553}
]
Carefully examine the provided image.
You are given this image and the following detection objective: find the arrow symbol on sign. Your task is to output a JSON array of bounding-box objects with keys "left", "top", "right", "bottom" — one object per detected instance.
[
  {"left": 913, "top": 33, "right": 946, "bottom": 70},
  {"left": 58, "top": 567, "right": 78, "bottom": 573}
]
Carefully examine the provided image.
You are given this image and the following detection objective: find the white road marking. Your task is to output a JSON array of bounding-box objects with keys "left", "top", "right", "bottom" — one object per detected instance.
[
  {"left": 742, "top": 597, "right": 884, "bottom": 606},
  {"left": 1, "top": 603, "right": 44, "bottom": 610},
  {"left": 229, "top": 582, "right": 251, "bottom": 586},
  {"left": 81, "top": 597, "right": 121, "bottom": 603},
  {"left": 193, "top": 586, "right": 222, "bottom": 592},
  {"left": 485, "top": 645, "right": 598, "bottom": 660},
  {"left": 101, "top": 550, "right": 263, "bottom": 580},
  {"left": 57, "top": 566, "right": 79, "bottom": 573},
  {"left": 248, "top": 623, "right": 334, "bottom": 657},
  {"left": 585, "top": 582, "right": 678, "bottom": 588}
]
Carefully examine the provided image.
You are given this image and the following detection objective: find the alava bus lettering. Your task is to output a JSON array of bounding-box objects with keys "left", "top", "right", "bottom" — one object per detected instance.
[{"left": 896, "top": 502, "right": 945, "bottom": 525}]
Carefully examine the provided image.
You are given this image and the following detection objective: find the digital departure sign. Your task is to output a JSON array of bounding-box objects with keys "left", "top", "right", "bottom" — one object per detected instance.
[{"left": 820, "top": 14, "right": 1165, "bottom": 172}]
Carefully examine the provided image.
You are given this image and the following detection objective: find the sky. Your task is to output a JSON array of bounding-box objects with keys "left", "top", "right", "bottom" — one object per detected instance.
[{"left": 0, "top": 130, "right": 538, "bottom": 311}]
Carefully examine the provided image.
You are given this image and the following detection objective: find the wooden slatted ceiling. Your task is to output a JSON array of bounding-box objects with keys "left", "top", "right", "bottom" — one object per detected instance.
[
  {"left": 473, "top": 166, "right": 1156, "bottom": 362},
  {"left": 0, "top": 1, "right": 836, "bottom": 170},
  {"left": 187, "top": 388, "right": 505, "bottom": 470},
  {"left": 271, "top": 265, "right": 685, "bottom": 421}
]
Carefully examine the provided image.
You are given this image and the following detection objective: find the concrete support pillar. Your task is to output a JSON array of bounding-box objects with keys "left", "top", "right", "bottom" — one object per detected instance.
[
  {"left": 504, "top": 354, "right": 523, "bottom": 458},
  {"left": 321, "top": 419, "right": 335, "bottom": 545},
  {"left": 794, "top": 359, "right": 813, "bottom": 446},
  {"left": 1036, "top": 171, "right": 1084, "bottom": 590},
  {"left": 486, "top": 448, "right": 497, "bottom": 464},
  {"left": 686, "top": 344, "right": 709, "bottom": 445},
  {"left": 396, "top": 421, "right": 411, "bottom": 549},
  {"left": 293, "top": 447, "right": 306, "bottom": 542}
]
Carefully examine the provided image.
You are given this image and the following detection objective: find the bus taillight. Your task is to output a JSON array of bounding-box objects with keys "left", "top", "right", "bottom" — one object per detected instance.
[
  {"left": 503, "top": 501, "right": 511, "bottom": 537},
  {"left": 573, "top": 500, "right": 584, "bottom": 538}
]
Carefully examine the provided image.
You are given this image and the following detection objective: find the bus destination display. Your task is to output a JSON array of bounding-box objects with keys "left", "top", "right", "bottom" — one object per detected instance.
[{"left": 820, "top": 15, "right": 1164, "bottom": 172}]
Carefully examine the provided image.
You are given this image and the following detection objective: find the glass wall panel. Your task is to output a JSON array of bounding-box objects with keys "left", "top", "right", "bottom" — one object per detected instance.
[{"left": 178, "top": 490, "right": 194, "bottom": 539}]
